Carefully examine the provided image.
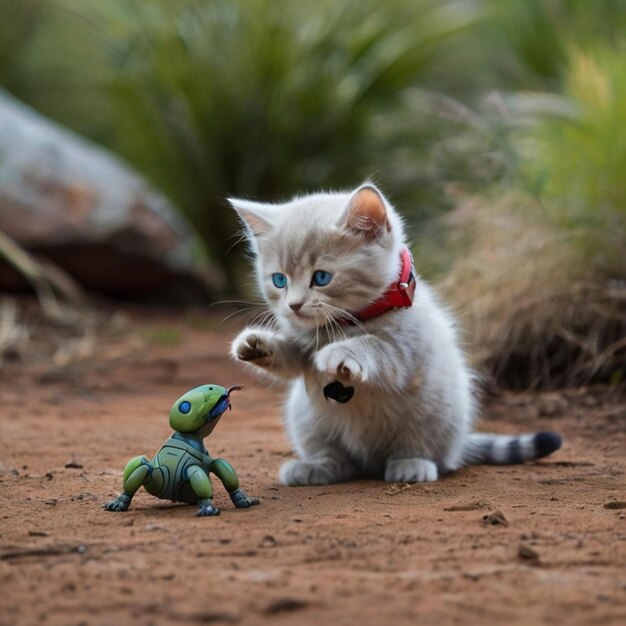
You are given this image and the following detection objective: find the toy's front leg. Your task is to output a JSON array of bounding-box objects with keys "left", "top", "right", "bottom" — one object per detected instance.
[
  {"left": 211, "top": 458, "right": 260, "bottom": 509},
  {"left": 187, "top": 465, "right": 220, "bottom": 516},
  {"left": 104, "top": 455, "right": 152, "bottom": 512}
]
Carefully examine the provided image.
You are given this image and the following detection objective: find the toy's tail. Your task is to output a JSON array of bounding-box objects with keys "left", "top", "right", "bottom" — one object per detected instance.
[{"left": 461, "top": 432, "right": 562, "bottom": 465}]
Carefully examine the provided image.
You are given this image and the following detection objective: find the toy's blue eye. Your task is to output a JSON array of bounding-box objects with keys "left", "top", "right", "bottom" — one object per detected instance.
[
  {"left": 178, "top": 401, "right": 191, "bottom": 414},
  {"left": 312, "top": 270, "right": 332, "bottom": 286},
  {"left": 272, "top": 273, "right": 288, "bottom": 288}
]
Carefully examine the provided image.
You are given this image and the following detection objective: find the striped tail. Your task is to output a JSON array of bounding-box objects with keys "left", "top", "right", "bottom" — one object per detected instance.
[{"left": 461, "top": 432, "right": 562, "bottom": 466}]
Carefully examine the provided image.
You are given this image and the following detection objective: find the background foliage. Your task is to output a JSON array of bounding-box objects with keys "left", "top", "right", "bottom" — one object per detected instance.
[{"left": 1, "top": 0, "right": 625, "bottom": 387}]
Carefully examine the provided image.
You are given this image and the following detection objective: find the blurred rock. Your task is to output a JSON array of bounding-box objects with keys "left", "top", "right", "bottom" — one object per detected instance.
[
  {"left": 517, "top": 542, "right": 540, "bottom": 562},
  {"left": 537, "top": 392, "right": 569, "bottom": 417},
  {"left": 0, "top": 89, "right": 220, "bottom": 298},
  {"left": 482, "top": 510, "right": 508, "bottom": 526}
]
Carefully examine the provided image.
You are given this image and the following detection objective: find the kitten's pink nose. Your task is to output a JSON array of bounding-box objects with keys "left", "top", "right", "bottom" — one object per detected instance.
[{"left": 289, "top": 302, "right": 303, "bottom": 313}]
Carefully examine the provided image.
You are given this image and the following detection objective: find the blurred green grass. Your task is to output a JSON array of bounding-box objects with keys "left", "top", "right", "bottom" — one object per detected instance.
[
  {"left": 0, "top": 0, "right": 483, "bottom": 284},
  {"left": 139, "top": 326, "right": 183, "bottom": 347},
  {"left": 438, "top": 46, "right": 626, "bottom": 387}
]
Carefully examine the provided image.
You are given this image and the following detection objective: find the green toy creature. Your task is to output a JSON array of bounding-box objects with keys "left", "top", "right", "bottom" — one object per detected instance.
[{"left": 105, "top": 384, "right": 259, "bottom": 517}]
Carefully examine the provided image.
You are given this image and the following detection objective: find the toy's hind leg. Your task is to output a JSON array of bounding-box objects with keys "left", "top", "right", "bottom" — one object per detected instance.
[
  {"left": 211, "top": 458, "right": 259, "bottom": 509},
  {"left": 104, "top": 456, "right": 152, "bottom": 512}
]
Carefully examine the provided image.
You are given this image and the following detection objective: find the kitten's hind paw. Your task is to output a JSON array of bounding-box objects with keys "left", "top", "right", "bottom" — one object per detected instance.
[
  {"left": 232, "top": 331, "right": 274, "bottom": 367},
  {"left": 385, "top": 458, "right": 438, "bottom": 483},
  {"left": 280, "top": 459, "right": 356, "bottom": 486}
]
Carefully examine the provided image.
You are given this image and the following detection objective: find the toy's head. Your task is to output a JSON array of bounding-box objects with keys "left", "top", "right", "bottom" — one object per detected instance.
[{"left": 169, "top": 384, "right": 243, "bottom": 437}]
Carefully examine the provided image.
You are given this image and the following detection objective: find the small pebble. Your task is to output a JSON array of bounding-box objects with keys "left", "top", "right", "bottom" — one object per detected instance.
[
  {"left": 518, "top": 542, "right": 540, "bottom": 562},
  {"left": 482, "top": 510, "right": 508, "bottom": 526},
  {"left": 263, "top": 597, "right": 308, "bottom": 615},
  {"left": 603, "top": 501, "right": 626, "bottom": 510}
]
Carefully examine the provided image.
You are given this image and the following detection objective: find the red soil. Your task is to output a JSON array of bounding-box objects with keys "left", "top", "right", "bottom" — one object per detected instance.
[{"left": 0, "top": 311, "right": 624, "bottom": 626}]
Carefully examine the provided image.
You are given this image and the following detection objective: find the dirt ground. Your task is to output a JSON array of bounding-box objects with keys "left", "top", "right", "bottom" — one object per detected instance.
[{"left": 0, "top": 308, "right": 625, "bottom": 626}]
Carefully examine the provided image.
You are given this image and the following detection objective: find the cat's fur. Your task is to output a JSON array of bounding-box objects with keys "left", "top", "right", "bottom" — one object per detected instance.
[{"left": 229, "top": 184, "right": 561, "bottom": 485}]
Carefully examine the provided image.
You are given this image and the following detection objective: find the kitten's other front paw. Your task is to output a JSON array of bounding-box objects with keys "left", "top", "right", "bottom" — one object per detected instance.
[
  {"left": 314, "top": 344, "right": 365, "bottom": 382},
  {"left": 232, "top": 330, "right": 274, "bottom": 367},
  {"left": 385, "top": 458, "right": 438, "bottom": 483}
]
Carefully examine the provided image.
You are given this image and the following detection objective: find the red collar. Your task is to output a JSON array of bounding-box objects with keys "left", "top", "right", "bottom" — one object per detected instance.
[{"left": 348, "top": 247, "right": 416, "bottom": 323}]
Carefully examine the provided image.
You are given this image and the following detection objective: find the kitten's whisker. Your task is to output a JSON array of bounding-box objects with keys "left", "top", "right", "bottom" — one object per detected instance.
[
  {"left": 222, "top": 309, "right": 250, "bottom": 323},
  {"left": 225, "top": 231, "right": 250, "bottom": 255},
  {"left": 320, "top": 307, "right": 334, "bottom": 341},
  {"left": 315, "top": 314, "right": 320, "bottom": 351},
  {"left": 334, "top": 316, "right": 346, "bottom": 343},
  {"left": 325, "top": 307, "right": 341, "bottom": 343},
  {"left": 249, "top": 309, "right": 275, "bottom": 331},
  {"left": 328, "top": 311, "right": 338, "bottom": 344},
  {"left": 259, "top": 312, "right": 276, "bottom": 329},
  {"left": 265, "top": 313, "right": 278, "bottom": 332},
  {"left": 261, "top": 314, "right": 278, "bottom": 333},
  {"left": 210, "top": 299, "right": 265, "bottom": 308},
  {"left": 222, "top": 304, "right": 268, "bottom": 324},
  {"left": 322, "top": 303, "right": 358, "bottom": 337},
  {"left": 213, "top": 298, "right": 266, "bottom": 321},
  {"left": 332, "top": 313, "right": 345, "bottom": 343},
  {"left": 315, "top": 308, "right": 327, "bottom": 342}
]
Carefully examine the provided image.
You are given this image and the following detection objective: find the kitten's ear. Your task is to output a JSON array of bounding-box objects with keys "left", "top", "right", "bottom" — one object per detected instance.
[
  {"left": 228, "top": 198, "right": 273, "bottom": 236},
  {"left": 341, "top": 185, "right": 390, "bottom": 237}
]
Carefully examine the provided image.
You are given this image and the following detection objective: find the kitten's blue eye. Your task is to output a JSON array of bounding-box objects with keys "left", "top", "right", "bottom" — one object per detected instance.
[
  {"left": 272, "top": 273, "right": 288, "bottom": 288},
  {"left": 312, "top": 270, "right": 333, "bottom": 287},
  {"left": 178, "top": 401, "right": 191, "bottom": 414}
]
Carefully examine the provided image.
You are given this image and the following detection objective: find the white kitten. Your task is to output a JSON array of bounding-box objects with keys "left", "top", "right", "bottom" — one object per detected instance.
[{"left": 229, "top": 184, "right": 561, "bottom": 485}]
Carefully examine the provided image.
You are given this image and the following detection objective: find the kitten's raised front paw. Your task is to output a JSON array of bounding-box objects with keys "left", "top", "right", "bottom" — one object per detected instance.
[
  {"left": 314, "top": 344, "right": 365, "bottom": 382},
  {"left": 385, "top": 458, "right": 438, "bottom": 483},
  {"left": 232, "top": 331, "right": 274, "bottom": 367}
]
